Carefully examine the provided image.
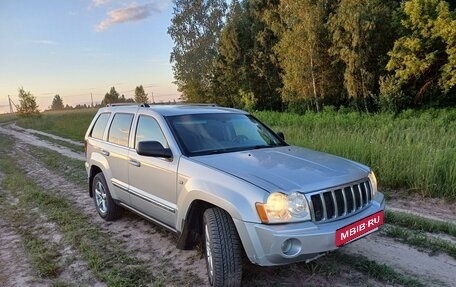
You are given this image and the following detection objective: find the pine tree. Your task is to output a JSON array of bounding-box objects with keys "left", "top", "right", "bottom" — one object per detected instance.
[
  {"left": 134, "top": 85, "right": 149, "bottom": 103},
  {"left": 51, "top": 94, "right": 64, "bottom": 110}
]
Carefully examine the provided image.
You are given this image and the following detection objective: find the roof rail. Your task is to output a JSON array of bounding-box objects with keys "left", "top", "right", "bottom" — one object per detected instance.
[
  {"left": 106, "top": 103, "right": 150, "bottom": 108},
  {"left": 183, "top": 103, "right": 218, "bottom": 107}
]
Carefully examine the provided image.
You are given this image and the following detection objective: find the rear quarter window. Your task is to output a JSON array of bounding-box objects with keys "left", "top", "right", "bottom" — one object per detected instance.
[
  {"left": 90, "top": 113, "right": 111, "bottom": 140},
  {"left": 108, "top": 113, "right": 134, "bottom": 147}
]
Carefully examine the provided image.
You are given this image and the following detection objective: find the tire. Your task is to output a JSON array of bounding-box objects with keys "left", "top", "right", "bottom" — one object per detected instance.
[
  {"left": 203, "top": 208, "right": 242, "bottom": 287},
  {"left": 92, "top": 173, "right": 122, "bottom": 221}
]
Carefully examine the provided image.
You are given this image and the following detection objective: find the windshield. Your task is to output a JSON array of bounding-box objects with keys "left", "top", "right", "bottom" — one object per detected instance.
[{"left": 166, "top": 113, "right": 287, "bottom": 156}]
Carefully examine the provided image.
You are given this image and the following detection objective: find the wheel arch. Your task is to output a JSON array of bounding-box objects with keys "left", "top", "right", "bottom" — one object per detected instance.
[
  {"left": 89, "top": 165, "right": 103, "bottom": 197},
  {"left": 176, "top": 199, "right": 249, "bottom": 261},
  {"left": 176, "top": 199, "right": 214, "bottom": 250}
]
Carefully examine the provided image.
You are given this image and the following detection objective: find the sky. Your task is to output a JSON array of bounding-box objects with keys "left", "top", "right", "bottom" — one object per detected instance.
[{"left": 0, "top": 0, "right": 180, "bottom": 113}]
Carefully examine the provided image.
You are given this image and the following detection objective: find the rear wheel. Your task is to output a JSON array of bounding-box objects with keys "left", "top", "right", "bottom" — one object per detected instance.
[
  {"left": 203, "top": 208, "right": 242, "bottom": 287},
  {"left": 92, "top": 173, "right": 122, "bottom": 221}
]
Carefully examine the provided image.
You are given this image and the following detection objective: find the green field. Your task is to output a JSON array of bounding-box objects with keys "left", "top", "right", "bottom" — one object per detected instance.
[
  {"left": 256, "top": 109, "right": 456, "bottom": 200},
  {"left": 2, "top": 108, "right": 455, "bottom": 200},
  {"left": 14, "top": 109, "right": 98, "bottom": 141},
  {"left": 0, "top": 113, "right": 18, "bottom": 124}
]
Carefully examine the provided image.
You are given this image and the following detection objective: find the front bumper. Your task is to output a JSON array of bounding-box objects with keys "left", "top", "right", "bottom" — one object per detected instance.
[{"left": 233, "top": 192, "right": 385, "bottom": 266}]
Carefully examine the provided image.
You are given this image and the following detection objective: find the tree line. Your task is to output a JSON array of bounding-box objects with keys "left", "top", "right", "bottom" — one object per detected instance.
[
  {"left": 14, "top": 85, "right": 151, "bottom": 117},
  {"left": 168, "top": 0, "right": 456, "bottom": 112}
]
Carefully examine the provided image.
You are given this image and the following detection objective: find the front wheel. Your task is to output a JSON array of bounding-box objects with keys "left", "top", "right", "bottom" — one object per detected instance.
[
  {"left": 203, "top": 208, "right": 242, "bottom": 287},
  {"left": 92, "top": 173, "right": 122, "bottom": 221}
]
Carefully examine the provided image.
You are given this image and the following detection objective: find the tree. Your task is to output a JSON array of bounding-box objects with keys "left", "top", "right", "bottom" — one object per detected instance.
[
  {"left": 134, "top": 85, "right": 149, "bottom": 103},
  {"left": 245, "top": 0, "right": 283, "bottom": 110},
  {"left": 168, "top": 0, "right": 227, "bottom": 102},
  {"left": 216, "top": 0, "right": 283, "bottom": 110},
  {"left": 17, "top": 87, "right": 40, "bottom": 117},
  {"left": 329, "top": 0, "right": 398, "bottom": 111},
  {"left": 387, "top": 0, "right": 456, "bottom": 101},
  {"left": 214, "top": 0, "right": 249, "bottom": 107},
  {"left": 119, "top": 94, "right": 135, "bottom": 103},
  {"left": 51, "top": 94, "right": 64, "bottom": 110},
  {"left": 271, "top": 0, "right": 342, "bottom": 111},
  {"left": 102, "top": 87, "right": 120, "bottom": 105}
]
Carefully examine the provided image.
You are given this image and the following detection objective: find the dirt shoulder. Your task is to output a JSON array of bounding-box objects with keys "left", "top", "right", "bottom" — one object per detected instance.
[{"left": 386, "top": 191, "right": 456, "bottom": 223}]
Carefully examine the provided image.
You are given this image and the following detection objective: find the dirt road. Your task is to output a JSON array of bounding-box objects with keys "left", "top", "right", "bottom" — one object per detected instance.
[{"left": 0, "top": 123, "right": 455, "bottom": 286}]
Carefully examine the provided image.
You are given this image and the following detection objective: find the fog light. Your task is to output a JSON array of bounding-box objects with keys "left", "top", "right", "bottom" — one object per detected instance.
[
  {"left": 281, "top": 239, "right": 292, "bottom": 254},
  {"left": 281, "top": 238, "right": 302, "bottom": 256}
]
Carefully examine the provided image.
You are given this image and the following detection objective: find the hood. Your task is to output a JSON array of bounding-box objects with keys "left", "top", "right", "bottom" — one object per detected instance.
[{"left": 191, "top": 146, "right": 370, "bottom": 193}]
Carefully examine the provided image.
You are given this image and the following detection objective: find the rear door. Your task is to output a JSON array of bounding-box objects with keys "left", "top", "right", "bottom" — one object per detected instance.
[
  {"left": 105, "top": 112, "right": 134, "bottom": 204},
  {"left": 128, "top": 114, "right": 178, "bottom": 229}
]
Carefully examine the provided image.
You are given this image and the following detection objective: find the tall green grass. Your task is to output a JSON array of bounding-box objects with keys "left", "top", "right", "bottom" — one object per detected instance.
[
  {"left": 17, "top": 109, "right": 97, "bottom": 141},
  {"left": 255, "top": 109, "right": 456, "bottom": 200},
  {"left": 0, "top": 113, "right": 18, "bottom": 123},
  {"left": 12, "top": 107, "right": 456, "bottom": 200}
]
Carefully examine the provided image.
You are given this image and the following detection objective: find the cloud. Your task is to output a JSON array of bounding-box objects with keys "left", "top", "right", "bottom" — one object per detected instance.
[
  {"left": 92, "top": 0, "right": 111, "bottom": 6},
  {"left": 95, "top": 2, "right": 168, "bottom": 32}
]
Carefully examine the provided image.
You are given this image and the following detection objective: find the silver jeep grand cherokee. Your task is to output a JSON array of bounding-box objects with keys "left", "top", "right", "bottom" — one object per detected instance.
[{"left": 85, "top": 103, "right": 385, "bottom": 286}]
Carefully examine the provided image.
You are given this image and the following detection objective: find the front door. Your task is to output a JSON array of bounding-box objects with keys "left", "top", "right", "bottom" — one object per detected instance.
[{"left": 128, "top": 115, "right": 177, "bottom": 229}]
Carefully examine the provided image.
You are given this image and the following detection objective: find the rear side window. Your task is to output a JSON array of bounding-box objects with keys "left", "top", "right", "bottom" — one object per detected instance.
[
  {"left": 135, "top": 115, "right": 169, "bottom": 149},
  {"left": 90, "top": 113, "right": 110, "bottom": 140},
  {"left": 108, "top": 113, "right": 134, "bottom": 147}
]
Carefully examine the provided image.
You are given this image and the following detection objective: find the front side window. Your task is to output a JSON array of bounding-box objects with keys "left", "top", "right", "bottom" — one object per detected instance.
[
  {"left": 135, "top": 115, "right": 169, "bottom": 149},
  {"left": 108, "top": 113, "right": 134, "bottom": 147},
  {"left": 167, "top": 113, "right": 286, "bottom": 156},
  {"left": 90, "top": 113, "right": 110, "bottom": 140}
]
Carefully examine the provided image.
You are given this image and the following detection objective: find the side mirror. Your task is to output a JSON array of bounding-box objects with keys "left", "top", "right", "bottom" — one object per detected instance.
[
  {"left": 277, "top": 131, "right": 285, "bottom": 141},
  {"left": 137, "top": 141, "right": 172, "bottom": 158}
]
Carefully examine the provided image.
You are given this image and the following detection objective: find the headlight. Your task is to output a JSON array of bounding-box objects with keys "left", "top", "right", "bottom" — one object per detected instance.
[
  {"left": 256, "top": 192, "right": 311, "bottom": 224},
  {"left": 368, "top": 171, "right": 378, "bottom": 197}
]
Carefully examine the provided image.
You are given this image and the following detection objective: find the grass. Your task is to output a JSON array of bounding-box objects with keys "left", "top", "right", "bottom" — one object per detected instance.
[
  {"left": 382, "top": 224, "right": 456, "bottom": 259},
  {"left": 383, "top": 208, "right": 456, "bottom": 260},
  {"left": 32, "top": 133, "right": 84, "bottom": 153},
  {"left": 21, "top": 232, "right": 62, "bottom": 277},
  {"left": 16, "top": 109, "right": 97, "bottom": 141},
  {"left": 385, "top": 210, "right": 456, "bottom": 237},
  {"left": 333, "top": 252, "right": 424, "bottom": 287},
  {"left": 242, "top": 251, "right": 423, "bottom": 287},
  {"left": 0, "top": 196, "right": 62, "bottom": 278},
  {"left": 29, "top": 145, "right": 87, "bottom": 186},
  {"left": 255, "top": 108, "right": 456, "bottom": 200},
  {"left": 0, "top": 113, "right": 18, "bottom": 123}
]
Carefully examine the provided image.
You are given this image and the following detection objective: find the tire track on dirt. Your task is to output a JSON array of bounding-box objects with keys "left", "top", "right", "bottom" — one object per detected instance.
[
  {"left": 0, "top": 218, "right": 49, "bottom": 287},
  {"left": 0, "top": 170, "right": 49, "bottom": 287},
  {"left": 342, "top": 234, "right": 456, "bottom": 286},
  {"left": 0, "top": 124, "right": 84, "bottom": 160},
  {"left": 9, "top": 123, "right": 84, "bottom": 146}
]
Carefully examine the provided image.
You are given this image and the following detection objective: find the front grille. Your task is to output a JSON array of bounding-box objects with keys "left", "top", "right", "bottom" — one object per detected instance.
[{"left": 309, "top": 179, "right": 372, "bottom": 222}]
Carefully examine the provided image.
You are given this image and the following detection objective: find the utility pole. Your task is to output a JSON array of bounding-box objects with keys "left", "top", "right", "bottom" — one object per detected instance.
[
  {"left": 91, "top": 93, "right": 94, "bottom": 107},
  {"left": 151, "top": 91, "right": 155, "bottom": 104},
  {"left": 8, "top": 95, "right": 17, "bottom": 114},
  {"left": 8, "top": 95, "right": 13, "bottom": 113}
]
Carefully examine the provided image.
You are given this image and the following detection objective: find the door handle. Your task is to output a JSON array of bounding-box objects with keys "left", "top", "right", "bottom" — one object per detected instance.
[
  {"left": 129, "top": 159, "right": 141, "bottom": 167},
  {"left": 101, "top": 149, "right": 110, "bottom": 156}
]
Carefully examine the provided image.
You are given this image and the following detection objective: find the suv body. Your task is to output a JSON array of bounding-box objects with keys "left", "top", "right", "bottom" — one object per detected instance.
[{"left": 85, "top": 104, "right": 385, "bottom": 286}]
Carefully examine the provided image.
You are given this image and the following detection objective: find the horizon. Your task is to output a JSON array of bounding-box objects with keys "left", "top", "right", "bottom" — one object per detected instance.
[{"left": 0, "top": 0, "right": 180, "bottom": 114}]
